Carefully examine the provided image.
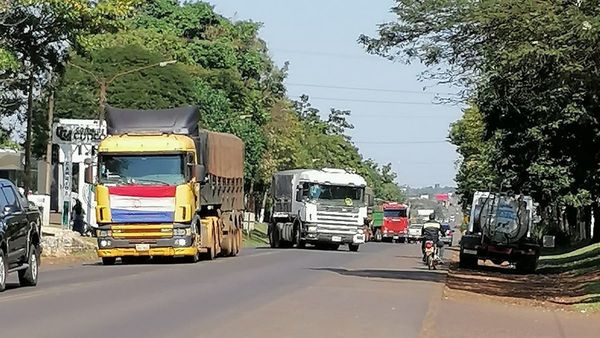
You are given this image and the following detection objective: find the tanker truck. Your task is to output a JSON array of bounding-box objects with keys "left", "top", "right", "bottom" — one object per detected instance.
[
  {"left": 269, "top": 168, "right": 368, "bottom": 252},
  {"left": 85, "top": 106, "right": 245, "bottom": 265},
  {"left": 459, "top": 191, "right": 540, "bottom": 273}
]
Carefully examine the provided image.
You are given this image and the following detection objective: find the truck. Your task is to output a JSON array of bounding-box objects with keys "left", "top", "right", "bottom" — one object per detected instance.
[
  {"left": 269, "top": 168, "right": 368, "bottom": 252},
  {"left": 417, "top": 209, "right": 434, "bottom": 222},
  {"left": 85, "top": 106, "right": 245, "bottom": 265},
  {"left": 459, "top": 191, "right": 540, "bottom": 273},
  {"left": 373, "top": 202, "right": 409, "bottom": 243}
]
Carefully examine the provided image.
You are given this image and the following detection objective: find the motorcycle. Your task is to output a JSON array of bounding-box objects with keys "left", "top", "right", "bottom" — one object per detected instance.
[{"left": 424, "top": 240, "right": 439, "bottom": 270}]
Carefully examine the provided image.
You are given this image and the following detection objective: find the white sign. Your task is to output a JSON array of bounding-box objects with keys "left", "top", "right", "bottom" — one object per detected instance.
[{"left": 52, "top": 119, "right": 106, "bottom": 145}]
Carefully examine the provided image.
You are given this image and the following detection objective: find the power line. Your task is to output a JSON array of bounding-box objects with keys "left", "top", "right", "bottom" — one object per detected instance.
[
  {"left": 354, "top": 140, "right": 449, "bottom": 145},
  {"left": 286, "top": 82, "right": 456, "bottom": 96},
  {"left": 293, "top": 95, "right": 449, "bottom": 105},
  {"left": 271, "top": 48, "right": 375, "bottom": 60}
]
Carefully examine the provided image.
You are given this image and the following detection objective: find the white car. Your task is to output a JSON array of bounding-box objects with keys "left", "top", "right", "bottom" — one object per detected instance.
[{"left": 407, "top": 224, "right": 423, "bottom": 243}]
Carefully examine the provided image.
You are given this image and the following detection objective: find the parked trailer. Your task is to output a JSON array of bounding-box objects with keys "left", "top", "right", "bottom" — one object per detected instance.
[{"left": 87, "top": 106, "right": 245, "bottom": 265}]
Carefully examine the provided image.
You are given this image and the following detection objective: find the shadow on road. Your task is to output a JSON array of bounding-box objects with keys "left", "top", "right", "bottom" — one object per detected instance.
[{"left": 311, "top": 267, "right": 446, "bottom": 283}]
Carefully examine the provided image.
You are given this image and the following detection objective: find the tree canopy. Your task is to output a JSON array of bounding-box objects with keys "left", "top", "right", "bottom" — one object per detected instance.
[
  {"left": 361, "top": 0, "right": 600, "bottom": 241},
  {"left": 0, "top": 0, "right": 406, "bottom": 203}
]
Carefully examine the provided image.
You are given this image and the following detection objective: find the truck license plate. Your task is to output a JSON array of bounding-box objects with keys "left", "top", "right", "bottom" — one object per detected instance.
[
  {"left": 331, "top": 236, "right": 342, "bottom": 242},
  {"left": 393, "top": 235, "right": 399, "bottom": 239},
  {"left": 136, "top": 244, "right": 150, "bottom": 251},
  {"left": 463, "top": 249, "right": 477, "bottom": 255}
]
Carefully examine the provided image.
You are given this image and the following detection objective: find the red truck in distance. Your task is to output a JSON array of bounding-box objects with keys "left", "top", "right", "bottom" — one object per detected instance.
[{"left": 381, "top": 202, "right": 409, "bottom": 243}]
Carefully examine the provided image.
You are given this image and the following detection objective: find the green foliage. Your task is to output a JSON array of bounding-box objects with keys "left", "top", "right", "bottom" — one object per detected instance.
[
  {"left": 449, "top": 105, "right": 498, "bottom": 207},
  {"left": 361, "top": 0, "right": 600, "bottom": 235},
  {"left": 54, "top": 44, "right": 195, "bottom": 120}
]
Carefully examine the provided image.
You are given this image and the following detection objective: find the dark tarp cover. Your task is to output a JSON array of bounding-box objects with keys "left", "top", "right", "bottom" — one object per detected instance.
[{"left": 105, "top": 106, "right": 200, "bottom": 136}]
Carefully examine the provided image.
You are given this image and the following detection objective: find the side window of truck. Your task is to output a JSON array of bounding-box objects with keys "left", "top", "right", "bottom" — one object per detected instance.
[{"left": 1, "top": 186, "right": 20, "bottom": 211}]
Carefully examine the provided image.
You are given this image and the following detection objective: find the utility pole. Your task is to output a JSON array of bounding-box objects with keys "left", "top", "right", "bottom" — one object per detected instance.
[
  {"left": 44, "top": 90, "right": 54, "bottom": 195},
  {"left": 68, "top": 60, "right": 176, "bottom": 124}
]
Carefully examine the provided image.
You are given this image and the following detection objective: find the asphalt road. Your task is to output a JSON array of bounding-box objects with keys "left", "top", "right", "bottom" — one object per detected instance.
[
  {"left": 2, "top": 240, "right": 599, "bottom": 338},
  {"left": 0, "top": 242, "right": 444, "bottom": 338}
]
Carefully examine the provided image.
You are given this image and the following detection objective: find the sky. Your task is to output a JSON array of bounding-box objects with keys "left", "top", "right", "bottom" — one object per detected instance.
[{"left": 208, "top": 0, "right": 463, "bottom": 188}]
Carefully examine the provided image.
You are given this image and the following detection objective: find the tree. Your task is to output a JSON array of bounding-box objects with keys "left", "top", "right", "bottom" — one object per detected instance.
[
  {"left": 0, "top": 0, "right": 140, "bottom": 192},
  {"left": 360, "top": 0, "right": 600, "bottom": 242},
  {"left": 449, "top": 105, "right": 497, "bottom": 208}
]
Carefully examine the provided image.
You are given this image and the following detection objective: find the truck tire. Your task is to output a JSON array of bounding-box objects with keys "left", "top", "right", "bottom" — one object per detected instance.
[
  {"left": 0, "top": 250, "right": 6, "bottom": 292},
  {"left": 295, "top": 225, "right": 305, "bottom": 249},
  {"left": 459, "top": 253, "right": 478, "bottom": 269},
  {"left": 18, "top": 244, "right": 39, "bottom": 287},
  {"left": 516, "top": 256, "right": 538, "bottom": 274},
  {"left": 102, "top": 257, "right": 116, "bottom": 265},
  {"left": 374, "top": 229, "right": 382, "bottom": 242},
  {"left": 269, "top": 224, "right": 280, "bottom": 248},
  {"left": 348, "top": 244, "right": 360, "bottom": 252}
]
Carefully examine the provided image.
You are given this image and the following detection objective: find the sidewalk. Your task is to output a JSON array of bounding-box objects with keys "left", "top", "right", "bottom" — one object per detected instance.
[{"left": 431, "top": 293, "right": 599, "bottom": 338}]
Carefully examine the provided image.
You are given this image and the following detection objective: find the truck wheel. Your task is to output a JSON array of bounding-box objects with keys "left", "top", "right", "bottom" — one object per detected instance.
[
  {"left": 295, "top": 226, "right": 305, "bottom": 249},
  {"left": 220, "top": 234, "right": 233, "bottom": 256},
  {"left": 516, "top": 257, "right": 538, "bottom": 274},
  {"left": 269, "top": 224, "right": 281, "bottom": 248},
  {"left": 348, "top": 244, "right": 360, "bottom": 252},
  {"left": 374, "top": 229, "right": 382, "bottom": 242},
  {"left": 459, "top": 253, "right": 477, "bottom": 269},
  {"left": 18, "top": 244, "right": 39, "bottom": 287},
  {"left": 0, "top": 250, "right": 6, "bottom": 292},
  {"left": 102, "top": 257, "right": 116, "bottom": 265}
]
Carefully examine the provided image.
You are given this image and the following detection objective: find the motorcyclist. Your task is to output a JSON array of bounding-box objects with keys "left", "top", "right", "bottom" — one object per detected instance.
[{"left": 421, "top": 213, "right": 445, "bottom": 263}]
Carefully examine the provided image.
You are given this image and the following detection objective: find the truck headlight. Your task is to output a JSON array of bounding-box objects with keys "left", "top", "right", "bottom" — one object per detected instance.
[
  {"left": 308, "top": 226, "right": 317, "bottom": 232},
  {"left": 174, "top": 238, "right": 187, "bottom": 246},
  {"left": 99, "top": 239, "right": 111, "bottom": 247}
]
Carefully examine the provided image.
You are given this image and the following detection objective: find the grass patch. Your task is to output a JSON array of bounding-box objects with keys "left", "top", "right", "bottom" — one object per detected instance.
[
  {"left": 537, "top": 243, "right": 600, "bottom": 312},
  {"left": 243, "top": 223, "right": 269, "bottom": 248}
]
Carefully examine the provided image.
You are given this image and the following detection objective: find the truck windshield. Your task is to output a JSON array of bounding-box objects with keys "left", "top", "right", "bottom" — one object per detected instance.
[
  {"left": 384, "top": 209, "right": 407, "bottom": 218},
  {"left": 99, "top": 154, "right": 185, "bottom": 186},
  {"left": 304, "top": 183, "right": 364, "bottom": 205}
]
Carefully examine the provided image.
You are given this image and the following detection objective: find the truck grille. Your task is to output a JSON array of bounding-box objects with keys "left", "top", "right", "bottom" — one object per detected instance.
[
  {"left": 315, "top": 211, "right": 361, "bottom": 235},
  {"left": 111, "top": 225, "right": 172, "bottom": 240}
]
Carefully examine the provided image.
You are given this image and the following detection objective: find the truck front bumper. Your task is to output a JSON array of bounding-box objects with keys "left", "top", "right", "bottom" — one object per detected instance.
[
  {"left": 96, "top": 235, "right": 199, "bottom": 257},
  {"left": 305, "top": 232, "right": 365, "bottom": 244}
]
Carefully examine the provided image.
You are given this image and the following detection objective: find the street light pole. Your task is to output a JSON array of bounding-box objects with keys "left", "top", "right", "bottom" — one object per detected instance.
[{"left": 68, "top": 60, "right": 177, "bottom": 123}]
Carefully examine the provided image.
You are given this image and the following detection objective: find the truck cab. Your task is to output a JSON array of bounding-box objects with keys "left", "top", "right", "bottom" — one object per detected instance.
[
  {"left": 270, "top": 168, "right": 367, "bottom": 252},
  {"left": 380, "top": 202, "right": 409, "bottom": 243}
]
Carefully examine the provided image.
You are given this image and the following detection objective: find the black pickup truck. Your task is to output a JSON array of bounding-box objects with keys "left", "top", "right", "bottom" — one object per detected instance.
[{"left": 0, "top": 179, "right": 42, "bottom": 291}]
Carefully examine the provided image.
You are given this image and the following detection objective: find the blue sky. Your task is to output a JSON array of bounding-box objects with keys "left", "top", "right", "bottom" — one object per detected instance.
[{"left": 208, "top": 0, "right": 463, "bottom": 187}]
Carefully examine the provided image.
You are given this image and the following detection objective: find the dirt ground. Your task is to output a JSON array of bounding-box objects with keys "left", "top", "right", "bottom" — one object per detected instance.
[{"left": 443, "top": 247, "right": 600, "bottom": 313}]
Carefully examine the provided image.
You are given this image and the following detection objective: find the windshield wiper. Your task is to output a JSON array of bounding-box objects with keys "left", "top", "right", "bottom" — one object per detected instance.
[{"left": 133, "top": 178, "right": 171, "bottom": 186}]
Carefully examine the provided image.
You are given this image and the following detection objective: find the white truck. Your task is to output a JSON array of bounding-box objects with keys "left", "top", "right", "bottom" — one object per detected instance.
[{"left": 269, "top": 168, "right": 368, "bottom": 252}]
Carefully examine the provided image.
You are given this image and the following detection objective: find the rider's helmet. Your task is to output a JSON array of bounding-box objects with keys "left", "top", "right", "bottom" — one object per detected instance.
[{"left": 428, "top": 213, "right": 436, "bottom": 221}]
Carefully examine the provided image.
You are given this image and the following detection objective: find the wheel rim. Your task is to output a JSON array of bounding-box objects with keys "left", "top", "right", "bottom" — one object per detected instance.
[
  {"left": 0, "top": 256, "right": 5, "bottom": 285},
  {"left": 31, "top": 251, "right": 38, "bottom": 280}
]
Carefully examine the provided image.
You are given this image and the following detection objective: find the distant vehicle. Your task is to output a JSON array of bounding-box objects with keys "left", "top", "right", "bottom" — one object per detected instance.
[
  {"left": 407, "top": 224, "right": 423, "bottom": 243},
  {"left": 374, "top": 202, "right": 409, "bottom": 243},
  {"left": 0, "top": 179, "right": 42, "bottom": 292},
  {"left": 269, "top": 168, "right": 367, "bottom": 252},
  {"left": 441, "top": 223, "right": 453, "bottom": 246}
]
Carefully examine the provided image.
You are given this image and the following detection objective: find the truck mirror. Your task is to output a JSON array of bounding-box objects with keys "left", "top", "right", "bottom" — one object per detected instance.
[
  {"left": 194, "top": 164, "right": 207, "bottom": 184},
  {"left": 84, "top": 166, "right": 95, "bottom": 184}
]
